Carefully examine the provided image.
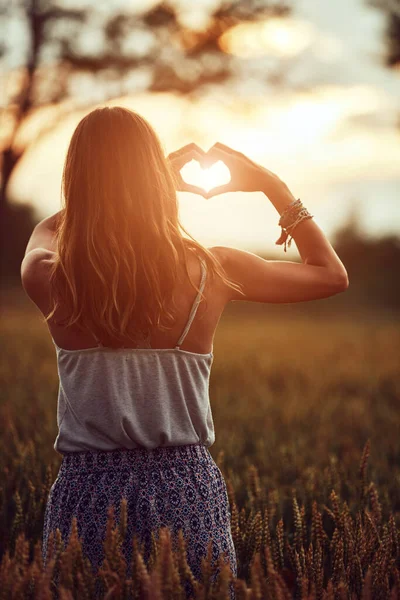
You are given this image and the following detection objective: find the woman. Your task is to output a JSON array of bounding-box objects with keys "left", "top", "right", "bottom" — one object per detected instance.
[{"left": 21, "top": 106, "right": 348, "bottom": 597}]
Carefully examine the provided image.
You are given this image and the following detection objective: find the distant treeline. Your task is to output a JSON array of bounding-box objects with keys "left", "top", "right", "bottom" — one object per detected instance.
[
  {"left": 2, "top": 201, "right": 399, "bottom": 314},
  {"left": 245, "top": 215, "right": 400, "bottom": 317},
  {"left": 329, "top": 218, "right": 400, "bottom": 313}
]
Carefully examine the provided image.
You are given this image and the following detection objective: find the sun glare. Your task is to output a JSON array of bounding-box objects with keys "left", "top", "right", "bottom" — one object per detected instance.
[
  {"left": 180, "top": 160, "right": 231, "bottom": 193},
  {"left": 219, "top": 17, "right": 314, "bottom": 58}
]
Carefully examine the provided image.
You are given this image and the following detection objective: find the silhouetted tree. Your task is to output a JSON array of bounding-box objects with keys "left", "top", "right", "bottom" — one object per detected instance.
[{"left": 367, "top": 0, "right": 400, "bottom": 67}]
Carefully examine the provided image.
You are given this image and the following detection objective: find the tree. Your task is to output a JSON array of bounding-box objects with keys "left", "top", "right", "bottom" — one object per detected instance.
[
  {"left": 0, "top": 0, "right": 291, "bottom": 280},
  {"left": 366, "top": 0, "right": 400, "bottom": 67}
]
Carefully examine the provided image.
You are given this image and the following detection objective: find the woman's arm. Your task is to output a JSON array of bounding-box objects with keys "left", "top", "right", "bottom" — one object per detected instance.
[
  {"left": 204, "top": 143, "right": 349, "bottom": 304},
  {"left": 21, "top": 211, "right": 62, "bottom": 310},
  {"left": 23, "top": 210, "right": 62, "bottom": 257},
  {"left": 262, "top": 182, "right": 348, "bottom": 280}
]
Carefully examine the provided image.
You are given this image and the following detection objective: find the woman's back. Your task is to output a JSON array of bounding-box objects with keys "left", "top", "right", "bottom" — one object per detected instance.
[
  {"left": 45, "top": 247, "right": 228, "bottom": 356},
  {"left": 50, "top": 254, "right": 218, "bottom": 453}
]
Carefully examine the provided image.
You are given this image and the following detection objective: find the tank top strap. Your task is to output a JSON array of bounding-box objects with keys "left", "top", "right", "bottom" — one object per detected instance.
[{"left": 175, "top": 257, "right": 207, "bottom": 350}]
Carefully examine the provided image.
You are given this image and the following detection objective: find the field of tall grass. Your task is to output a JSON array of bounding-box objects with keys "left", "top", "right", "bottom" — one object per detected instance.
[{"left": 1, "top": 296, "right": 399, "bottom": 599}]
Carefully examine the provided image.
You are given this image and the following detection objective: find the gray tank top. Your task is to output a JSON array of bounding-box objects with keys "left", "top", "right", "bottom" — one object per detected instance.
[{"left": 51, "top": 257, "right": 215, "bottom": 453}]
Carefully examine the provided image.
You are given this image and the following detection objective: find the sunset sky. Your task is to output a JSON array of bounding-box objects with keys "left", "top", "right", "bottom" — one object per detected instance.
[{"left": 5, "top": 0, "right": 400, "bottom": 256}]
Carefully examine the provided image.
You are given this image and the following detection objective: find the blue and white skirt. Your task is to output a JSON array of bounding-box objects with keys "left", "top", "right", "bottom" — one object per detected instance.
[{"left": 42, "top": 443, "right": 237, "bottom": 598}]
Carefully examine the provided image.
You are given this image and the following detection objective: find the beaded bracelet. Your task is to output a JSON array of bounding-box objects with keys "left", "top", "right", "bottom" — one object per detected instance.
[
  {"left": 275, "top": 198, "right": 314, "bottom": 252},
  {"left": 278, "top": 198, "right": 303, "bottom": 228}
]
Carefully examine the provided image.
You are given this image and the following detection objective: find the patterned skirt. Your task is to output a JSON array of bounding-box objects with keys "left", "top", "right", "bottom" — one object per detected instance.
[{"left": 42, "top": 443, "right": 237, "bottom": 598}]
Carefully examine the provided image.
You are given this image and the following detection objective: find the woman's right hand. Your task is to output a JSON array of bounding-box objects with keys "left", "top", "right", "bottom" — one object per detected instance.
[{"left": 203, "top": 142, "right": 285, "bottom": 199}]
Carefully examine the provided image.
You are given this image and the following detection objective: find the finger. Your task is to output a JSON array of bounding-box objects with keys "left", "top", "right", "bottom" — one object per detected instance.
[
  {"left": 205, "top": 183, "right": 234, "bottom": 198},
  {"left": 206, "top": 142, "right": 243, "bottom": 160},
  {"left": 212, "top": 142, "right": 245, "bottom": 159},
  {"left": 178, "top": 182, "right": 208, "bottom": 197},
  {"left": 206, "top": 142, "right": 259, "bottom": 174},
  {"left": 169, "top": 147, "right": 206, "bottom": 169},
  {"left": 202, "top": 145, "right": 235, "bottom": 168},
  {"left": 178, "top": 142, "right": 205, "bottom": 155},
  {"left": 168, "top": 143, "right": 205, "bottom": 161}
]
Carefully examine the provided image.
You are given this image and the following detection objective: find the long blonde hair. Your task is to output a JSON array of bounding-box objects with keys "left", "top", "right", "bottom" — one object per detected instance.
[{"left": 45, "top": 106, "right": 243, "bottom": 347}]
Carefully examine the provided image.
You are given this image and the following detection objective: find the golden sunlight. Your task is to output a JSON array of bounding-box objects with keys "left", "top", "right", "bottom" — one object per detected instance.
[
  {"left": 218, "top": 17, "right": 313, "bottom": 58},
  {"left": 180, "top": 159, "right": 231, "bottom": 193}
]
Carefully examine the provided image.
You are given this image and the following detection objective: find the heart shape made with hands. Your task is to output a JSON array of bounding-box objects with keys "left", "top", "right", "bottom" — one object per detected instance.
[
  {"left": 168, "top": 143, "right": 234, "bottom": 199},
  {"left": 180, "top": 159, "right": 231, "bottom": 194}
]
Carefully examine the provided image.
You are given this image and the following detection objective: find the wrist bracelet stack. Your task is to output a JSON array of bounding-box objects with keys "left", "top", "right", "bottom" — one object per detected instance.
[{"left": 275, "top": 198, "right": 314, "bottom": 252}]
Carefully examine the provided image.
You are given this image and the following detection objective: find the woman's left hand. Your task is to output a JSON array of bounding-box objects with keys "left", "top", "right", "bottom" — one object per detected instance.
[{"left": 167, "top": 143, "right": 208, "bottom": 197}]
